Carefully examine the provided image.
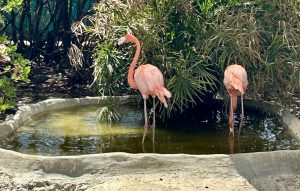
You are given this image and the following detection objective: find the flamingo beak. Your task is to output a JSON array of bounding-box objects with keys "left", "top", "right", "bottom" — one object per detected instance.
[{"left": 117, "top": 37, "right": 126, "bottom": 45}]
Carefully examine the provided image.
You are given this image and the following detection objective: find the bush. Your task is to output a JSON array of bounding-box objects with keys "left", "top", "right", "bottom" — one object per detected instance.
[
  {"left": 203, "top": 0, "right": 300, "bottom": 100},
  {"left": 71, "top": 0, "right": 300, "bottom": 119},
  {"left": 0, "top": 0, "right": 30, "bottom": 112},
  {"left": 72, "top": 0, "right": 218, "bottom": 118}
]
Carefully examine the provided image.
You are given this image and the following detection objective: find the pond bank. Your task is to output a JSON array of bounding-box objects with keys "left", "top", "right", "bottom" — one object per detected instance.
[
  {"left": 0, "top": 96, "right": 300, "bottom": 190},
  {"left": 0, "top": 149, "right": 254, "bottom": 191},
  {"left": 1, "top": 149, "right": 300, "bottom": 190}
]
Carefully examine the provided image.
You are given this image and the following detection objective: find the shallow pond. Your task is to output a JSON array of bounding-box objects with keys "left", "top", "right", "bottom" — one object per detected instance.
[{"left": 0, "top": 105, "right": 299, "bottom": 155}]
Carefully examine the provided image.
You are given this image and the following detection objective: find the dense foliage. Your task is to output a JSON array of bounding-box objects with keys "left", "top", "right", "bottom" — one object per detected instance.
[
  {"left": 0, "top": 0, "right": 30, "bottom": 111},
  {"left": 204, "top": 0, "right": 300, "bottom": 100},
  {"left": 1, "top": 0, "right": 96, "bottom": 60},
  {"left": 1, "top": 0, "right": 299, "bottom": 119},
  {"left": 0, "top": 0, "right": 97, "bottom": 112},
  {"left": 71, "top": 0, "right": 299, "bottom": 119},
  {"left": 72, "top": 0, "right": 219, "bottom": 117}
]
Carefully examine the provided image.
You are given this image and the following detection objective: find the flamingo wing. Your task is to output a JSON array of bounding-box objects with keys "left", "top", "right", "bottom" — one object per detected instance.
[
  {"left": 134, "top": 64, "right": 164, "bottom": 94},
  {"left": 223, "top": 65, "right": 248, "bottom": 95},
  {"left": 134, "top": 64, "right": 171, "bottom": 107}
]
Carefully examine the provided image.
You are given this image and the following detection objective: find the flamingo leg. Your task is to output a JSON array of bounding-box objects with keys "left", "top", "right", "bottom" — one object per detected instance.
[
  {"left": 152, "top": 97, "right": 156, "bottom": 143},
  {"left": 142, "top": 98, "right": 148, "bottom": 144},
  {"left": 228, "top": 132, "right": 234, "bottom": 154},
  {"left": 229, "top": 96, "right": 234, "bottom": 135},
  {"left": 240, "top": 95, "right": 244, "bottom": 120}
]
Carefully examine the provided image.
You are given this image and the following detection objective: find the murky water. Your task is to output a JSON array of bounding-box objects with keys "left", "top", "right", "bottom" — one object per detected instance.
[{"left": 0, "top": 105, "right": 299, "bottom": 155}]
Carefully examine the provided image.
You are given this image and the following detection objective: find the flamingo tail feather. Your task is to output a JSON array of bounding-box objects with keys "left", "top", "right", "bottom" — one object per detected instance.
[{"left": 156, "top": 88, "right": 171, "bottom": 108}]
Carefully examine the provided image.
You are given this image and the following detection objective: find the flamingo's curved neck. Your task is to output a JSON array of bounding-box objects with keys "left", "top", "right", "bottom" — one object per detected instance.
[{"left": 128, "top": 36, "right": 140, "bottom": 89}]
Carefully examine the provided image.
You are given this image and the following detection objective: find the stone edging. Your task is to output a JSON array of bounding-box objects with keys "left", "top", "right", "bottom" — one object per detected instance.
[
  {"left": 0, "top": 96, "right": 299, "bottom": 190},
  {"left": 243, "top": 99, "right": 300, "bottom": 142}
]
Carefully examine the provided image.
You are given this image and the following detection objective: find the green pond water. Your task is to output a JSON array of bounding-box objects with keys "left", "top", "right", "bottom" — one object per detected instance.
[{"left": 0, "top": 105, "right": 299, "bottom": 155}]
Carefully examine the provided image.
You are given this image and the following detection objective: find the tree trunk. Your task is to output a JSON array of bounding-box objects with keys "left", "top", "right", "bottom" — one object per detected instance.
[
  {"left": 60, "top": 0, "right": 72, "bottom": 59},
  {"left": 10, "top": 11, "right": 17, "bottom": 43}
]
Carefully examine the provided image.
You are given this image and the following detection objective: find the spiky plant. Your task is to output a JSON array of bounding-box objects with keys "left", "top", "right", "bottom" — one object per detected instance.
[
  {"left": 96, "top": 100, "right": 123, "bottom": 123},
  {"left": 72, "top": 0, "right": 219, "bottom": 119},
  {"left": 203, "top": 0, "right": 300, "bottom": 101},
  {"left": 70, "top": 0, "right": 300, "bottom": 121}
]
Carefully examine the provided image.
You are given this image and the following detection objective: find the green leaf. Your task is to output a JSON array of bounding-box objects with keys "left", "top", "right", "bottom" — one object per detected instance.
[
  {"left": 0, "top": 35, "right": 7, "bottom": 43},
  {"left": 3, "top": 0, "right": 23, "bottom": 12}
]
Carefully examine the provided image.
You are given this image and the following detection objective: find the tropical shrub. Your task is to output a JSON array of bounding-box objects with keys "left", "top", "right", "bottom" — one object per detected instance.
[
  {"left": 203, "top": 0, "right": 300, "bottom": 101},
  {"left": 0, "top": 0, "right": 30, "bottom": 112},
  {"left": 72, "top": 0, "right": 218, "bottom": 118},
  {"left": 71, "top": 0, "right": 300, "bottom": 119}
]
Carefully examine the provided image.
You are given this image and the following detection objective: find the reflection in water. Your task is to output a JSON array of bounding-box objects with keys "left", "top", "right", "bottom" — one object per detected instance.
[
  {"left": 0, "top": 105, "right": 299, "bottom": 156},
  {"left": 228, "top": 133, "right": 235, "bottom": 154},
  {"left": 142, "top": 141, "right": 156, "bottom": 153},
  {"left": 227, "top": 118, "right": 243, "bottom": 154}
]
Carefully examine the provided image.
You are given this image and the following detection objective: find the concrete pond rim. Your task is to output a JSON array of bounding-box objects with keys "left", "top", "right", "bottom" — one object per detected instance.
[{"left": 0, "top": 95, "right": 300, "bottom": 190}]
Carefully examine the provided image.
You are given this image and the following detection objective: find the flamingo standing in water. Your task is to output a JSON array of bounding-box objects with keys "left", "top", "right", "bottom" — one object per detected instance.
[
  {"left": 117, "top": 34, "right": 171, "bottom": 144},
  {"left": 223, "top": 64, "right": 248, "bottom": 134}
]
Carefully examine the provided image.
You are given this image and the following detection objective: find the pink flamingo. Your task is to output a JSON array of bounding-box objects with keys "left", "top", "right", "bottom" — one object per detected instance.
[
  {"left": 118, "top": 34, "right": 171, "bottom": 144},
  {"left": 223, "top": 64, "right": 248, "bottom": 134}
]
